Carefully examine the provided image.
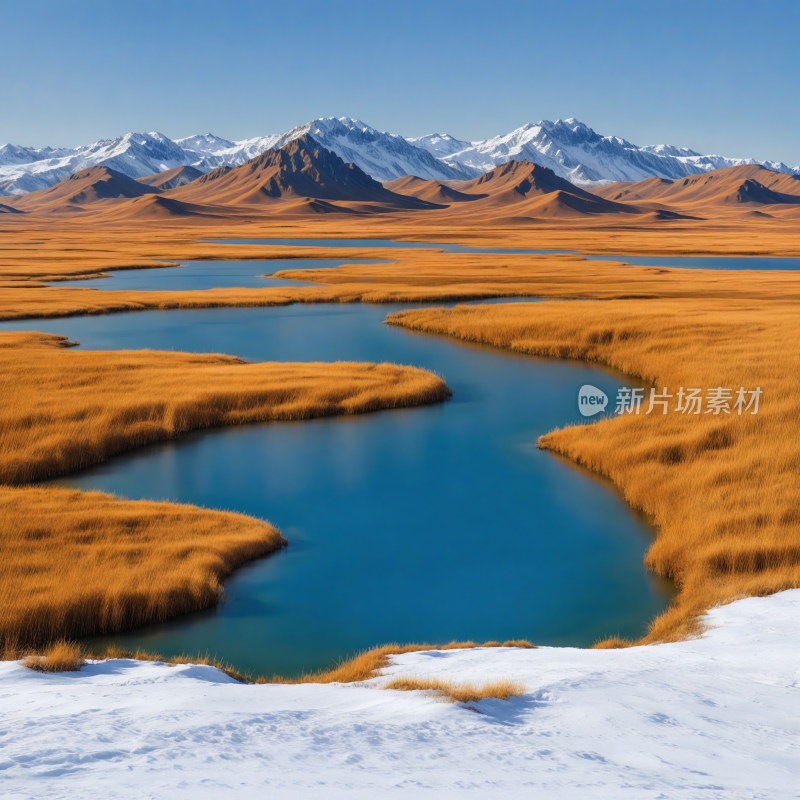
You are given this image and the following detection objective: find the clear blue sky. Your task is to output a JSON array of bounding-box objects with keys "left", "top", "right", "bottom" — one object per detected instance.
[{"left": 4, "top": 0, "right": 799, "bottom": 164}]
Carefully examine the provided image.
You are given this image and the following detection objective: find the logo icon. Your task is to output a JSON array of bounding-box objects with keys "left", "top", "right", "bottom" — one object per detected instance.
[{"left": 578, "top": 384, "right": 608, "bottom": 417}]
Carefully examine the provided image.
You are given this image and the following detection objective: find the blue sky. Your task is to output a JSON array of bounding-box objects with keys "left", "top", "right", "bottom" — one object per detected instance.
[{"left": 4, "top": 0, "right": 798, "bottom": 164}]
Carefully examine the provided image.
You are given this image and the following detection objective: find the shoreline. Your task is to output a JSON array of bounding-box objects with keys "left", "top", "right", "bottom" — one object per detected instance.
[{"left": 2, "top": 590, "right": 797, "bottom": 797}]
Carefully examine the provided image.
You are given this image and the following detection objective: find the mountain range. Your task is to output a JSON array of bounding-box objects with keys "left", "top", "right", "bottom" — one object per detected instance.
[
  {"left": 2, "top": 116, "right": 798, "bottom": 196},
  {"left": 6, "top": 133, "right": 800, "bottom": 223}
]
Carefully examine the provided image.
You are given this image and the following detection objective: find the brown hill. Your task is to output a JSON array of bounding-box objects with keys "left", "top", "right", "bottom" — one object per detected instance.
[
  {"left": 79, "top": 194, "right": 259, "bottom": 222},
  {"left": 189, "top": 165, "right": 233, "bottom": 184},
  {"left": 166, "top": 135, "right": 436, "bottom": 211},
  {"left": 0, "top": 202, "right": 23, "bottom": 213},
  {"left": 384, "top": 175, "right": 481, "bottom": 204},
  {"left": 6, "top": 166, "right": 160, "bottom": 213},
  {"left": 137, "top": 165, "right": 204, "bottom": 191},
  {"left": 596, "top": 165, "right": 800, "bottom": 209},
  {"left": 449, "top": 161, "right": 642, "bottom": 218}
]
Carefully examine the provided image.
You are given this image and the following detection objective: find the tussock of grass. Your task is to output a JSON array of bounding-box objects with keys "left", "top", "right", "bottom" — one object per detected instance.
[
  {"left": 383, "top": 676, "right": 525, "bottom": 703},
  {"left": 388, "top": 298, "right": 800, "bottom": 644},
  {"left": 22, "top": 640, "right": 85, "bottom": 673},
  {"left": 592, "top": 636, "right": 635, "bottom": 649}
]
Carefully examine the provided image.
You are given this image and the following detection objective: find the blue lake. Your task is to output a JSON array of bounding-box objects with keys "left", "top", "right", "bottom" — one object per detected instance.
[
  {"left": 2, "top": 292, "right": 673, "bottom": 677},
  {"left": 209, "top": 237, "right": 800, "bottom": 271},
  {"left": 53, "top": 257, "right": 386, "bottom": 291}
]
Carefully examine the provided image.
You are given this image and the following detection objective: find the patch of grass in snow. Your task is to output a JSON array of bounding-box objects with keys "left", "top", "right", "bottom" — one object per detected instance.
[
  {"left": 22, "top": 640, "right": 85, "bottom": 673},
  {"left": 384, "top": 676, "right": 525, "bottom": 703}
]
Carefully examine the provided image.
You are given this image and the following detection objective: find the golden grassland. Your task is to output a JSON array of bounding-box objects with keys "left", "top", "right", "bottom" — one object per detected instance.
[
  {"left": 0, "top": 330, "right": 450, "bottom": 485},
  {"left": 1, "top": 485, "right": 286, "bottom": 649},
  {"left": 0, "top": 330, "right": 449, "bottom": 648},
  {"left": 388, "top": 298, "right": 800, "bottom": 643},
  {"left": 4, "top": 215, "right": 800, "bottom": 320},
  {"left": 3, "top": 212, "right": 800, "bottom": 676},
  {"left": 382, "top": 676, "right": 525, "bottom": 703}
]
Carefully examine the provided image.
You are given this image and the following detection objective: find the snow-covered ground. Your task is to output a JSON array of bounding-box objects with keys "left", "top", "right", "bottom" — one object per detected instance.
[{"left": 2, "top": 592, "right": 799, "bottom": 799}]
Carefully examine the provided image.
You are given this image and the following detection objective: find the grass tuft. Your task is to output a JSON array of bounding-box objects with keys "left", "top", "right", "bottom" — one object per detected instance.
[
  {"left": 23, "top": 640, "right": 85, "bottom": 673},
  {"left": 384, "top": 676, "right": 525, "bottom": 703}
]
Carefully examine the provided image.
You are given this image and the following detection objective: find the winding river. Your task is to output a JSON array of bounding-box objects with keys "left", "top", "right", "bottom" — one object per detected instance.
[{"left": 13, "top": 238, "right": 774, "bottom": 675}]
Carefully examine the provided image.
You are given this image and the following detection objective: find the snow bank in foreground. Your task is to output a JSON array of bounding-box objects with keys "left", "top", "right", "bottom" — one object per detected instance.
[{"left": 2, "top": 592, "right": 799, "bottom": 799}]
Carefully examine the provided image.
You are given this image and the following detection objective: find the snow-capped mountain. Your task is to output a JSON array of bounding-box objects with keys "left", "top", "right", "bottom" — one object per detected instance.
[
  {"left": 174, "top": 133, "right": 235, "bottom": 154},
  {"left": 406, "top": 133, "right": 473, "bottom": 160},
  {"left": 259, "top": 118, "right": 475, "bottom": 182},
  {"left": 0, "top": 132, "right": 197, "bottom": 194},
  {"left": 412, "top": 118, "right": 800, "bottom": 185},
  {"left": 2, "top": 116, "right": 798, "bottom": 195},
  {"left": 0, "top": 143, "right": 71, "bottom": 167}
]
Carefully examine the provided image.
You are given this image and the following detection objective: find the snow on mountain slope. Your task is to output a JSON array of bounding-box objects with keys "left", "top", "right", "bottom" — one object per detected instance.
[
  {"left": 2, "top": 116, "right": 798, "bottom": 195},
  {"left": 261, "top": 117, "right": 475, "bottom": 182},
  {"left": 1, "top": 591, "right": 798, "bottom": 798},
  {"left": 167, "top": 134, "right": 434, "bottom": 210},
  {"left": 174, "top": 133, "right": 235, "bottom": 154},
  {"left": 415, "top": 117, "right": 800, "bottom": 185},
  {"left": 0, "top": 132, "right": 195, "bottom": 194},
  {"left": 0, "top": 143, "right": 70, "bottom": 166},
  {"left": 406, "top": 131, "right": 474, "bottom": 159}
]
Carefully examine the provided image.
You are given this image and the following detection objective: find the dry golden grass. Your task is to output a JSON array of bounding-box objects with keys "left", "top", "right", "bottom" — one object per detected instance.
[
  {"left": 0, "top": 331, "right": 450, "bottom": 484},
  {"left": 3, "top": 217, "right": 800, "bottom": 321},
  {"left": 0, "top": 485, "right": 286, "bottom": 648},
  {"left": 388, "top": 298, "right": 800, "bottom": 643},
  {"left": 4, "top": 248, "right": 800, "bottom": 322},
  {"left": 383, "top": 676, "right": 525, "bottom": 703},
  {"left": 22, "top": 640, "right": 85, "bottom": 672},
  {"left": 278, "top": 639, "right": 535, "bottom": 685}
]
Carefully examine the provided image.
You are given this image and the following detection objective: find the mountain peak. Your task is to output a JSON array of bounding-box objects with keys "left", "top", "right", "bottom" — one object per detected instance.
[
  {"left": 7, "top": 164, "right": 159, "bottom": 213},
  {"left": 166, "top": 135, "right": 435, "bottom": 211},
  {"left": 461, "top": 159, "right": 587, "bottom": 197}
]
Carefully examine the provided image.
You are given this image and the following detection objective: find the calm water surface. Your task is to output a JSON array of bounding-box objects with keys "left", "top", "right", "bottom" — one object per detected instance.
[
  {"left": 2, "top": 288, "right": 673, "bottom": 675},
  {"left": 211, "top": 237, "right": 800, "bottom": 271},
  {"left": 54, "top": 256, "right": 385, "bottom": 290}
]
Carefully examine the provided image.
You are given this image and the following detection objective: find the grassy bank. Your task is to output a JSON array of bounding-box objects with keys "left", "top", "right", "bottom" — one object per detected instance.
[
  {"left": 0, "top": 485, "right": 287, "bottom": 649},
  {"left": 3, "top": 220, "right": 800, "bottom": 321},
  {"left": 387, "top": 298, "right": 800, "bottom": 642},
  {"left": 0, "top": 331, "right": 450, "bottom": 485}
]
